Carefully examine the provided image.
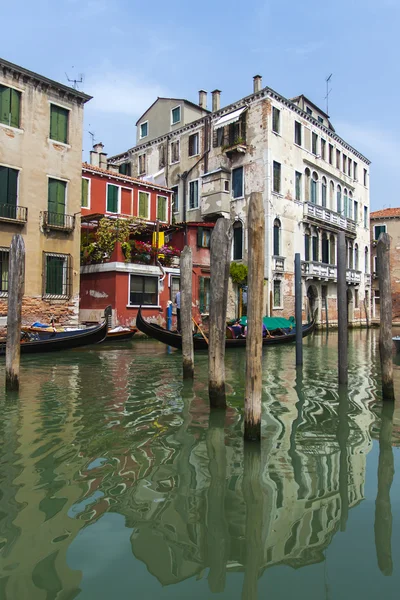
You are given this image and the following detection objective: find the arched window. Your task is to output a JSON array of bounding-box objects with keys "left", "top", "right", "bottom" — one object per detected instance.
[
  {"left": 330, "top": 181, "right": 335, "bottom": 211},
  {"left": 354, "top": 243, "right": 359, "bottom": 271},
  {"left": 321, "top": 177, "right": 327, "bottom": 208},
  {"left": 365, "top": 246, "right": 369, "bottom": 274},
  {"left": 348, "top": 241, "right": 353, "bottom": 269},
  {"left": 311, "top": 172, "right": 318, "bottom": 204},
  {"left": 322, "top": 232, "right": 329, "bottom": 264},
  {"left": 273, "top": 218, "right": 281, "bottom": 256},
  {"left": 305, "top": 228, "right": 311, "bottom": 261},
  {"left": 349, "top": 191, "right": 353, "bottom": 220},
  {"left": 344, "top": 188, "right": 348, "bottom": 219},
  {"left": 233, "top": 220, "right": 243, "bottom": 260},
  {"left": 337, "top": 185, "right": 342, "bottom": 214},
  {"left": 305, "top": 168, "right": 311, "bottom": 202},
  {"left": 330, "top": 235, "right": 336, "bottom": 265},
  {"left": 312, "top": 232, "right": 319, "bottom": 261}
]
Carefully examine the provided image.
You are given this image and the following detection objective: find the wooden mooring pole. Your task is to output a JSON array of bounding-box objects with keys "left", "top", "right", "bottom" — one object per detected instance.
[
  {"left": 6, "top": 235, "right": 25, "bottom": 391},
  {"left": 377, "top": 233, "right": 395, "bottom": 401},
  {"left": 209, "top": 217, "right": 232, "bottom": 408},
  {"left": 294, "top": 253, "right": 303, "bottom": 366},
  {"left": 337, "top": 231, "right": 348, "bottom": 385},
  {"left": 244, "top": 192, "right": 265, "bottom": 442},
  {"left": 180, "top": 246, "right": 194, "bottom": 379}
]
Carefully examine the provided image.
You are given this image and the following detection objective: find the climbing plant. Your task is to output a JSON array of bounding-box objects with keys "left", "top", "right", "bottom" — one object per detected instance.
[
  {"left": 81, "top": 217, "right": 147, "bottom": 264},
  {"left": 230, "top": 262, "right": 248, "bottom": 284}
]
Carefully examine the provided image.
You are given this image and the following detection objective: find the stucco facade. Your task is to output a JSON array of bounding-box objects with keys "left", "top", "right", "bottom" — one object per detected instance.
[
  {"left": 0, "top": 57, "right": 91, "bottom": 324},
  {"left": 109, "top": 78, "right": 371, "bottom": 327}
]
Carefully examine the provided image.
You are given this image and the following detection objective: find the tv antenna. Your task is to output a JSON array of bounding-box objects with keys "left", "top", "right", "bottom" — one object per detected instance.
[
  {"left": 88, "top": 130, "right": 96, "bottom": 146},
  {"left": 325, "top": 74, "right": 332, "bottom": 115},
  {"left": 65, "top": 67, "right": 84, "bottom": 90}
]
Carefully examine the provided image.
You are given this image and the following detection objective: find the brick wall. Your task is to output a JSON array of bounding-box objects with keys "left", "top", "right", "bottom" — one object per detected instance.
[{"left": 0, "top": 294, "right": 79, "bottom": 327}]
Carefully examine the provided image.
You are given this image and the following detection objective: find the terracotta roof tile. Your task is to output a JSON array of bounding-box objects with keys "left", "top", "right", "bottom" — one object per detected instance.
[
  {"left": 370, "top": 207, "right": 400, "bottom": 219},
  {"left": 82, "top": 162, "right": 172, "bottom": 192}
]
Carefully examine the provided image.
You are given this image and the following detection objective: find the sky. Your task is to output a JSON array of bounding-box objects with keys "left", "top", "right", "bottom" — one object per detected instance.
[{"left": 2, "top": 0, "right": 399, "bottom": 211}]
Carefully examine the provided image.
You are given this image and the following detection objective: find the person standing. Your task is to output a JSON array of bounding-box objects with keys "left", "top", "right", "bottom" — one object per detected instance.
[{"left": 175, "top": 290, "right": 181, "bottom": 332}]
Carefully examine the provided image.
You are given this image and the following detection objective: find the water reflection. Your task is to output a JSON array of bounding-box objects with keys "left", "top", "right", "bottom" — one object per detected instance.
[{"left": 0, "top": 332, "right": 397, "bottom": 598}]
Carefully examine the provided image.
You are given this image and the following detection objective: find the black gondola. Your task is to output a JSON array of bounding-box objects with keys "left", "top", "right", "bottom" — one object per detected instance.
[
  {"left": 0, "top": 306, "right": 111, "bottom": 355},
  {"left": 136, "top": 307, "right": 315, "bottom": 350}
]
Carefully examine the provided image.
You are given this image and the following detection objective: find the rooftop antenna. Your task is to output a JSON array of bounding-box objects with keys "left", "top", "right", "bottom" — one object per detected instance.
[
  {"left": 88, "top": 129, "right": 96, "bottom": 146},
  {"left": 66, "top": 67, "right": 84, "bottom": 90},
  {"left": 325, "top": 74, "right": 332, "bottom": 116}
]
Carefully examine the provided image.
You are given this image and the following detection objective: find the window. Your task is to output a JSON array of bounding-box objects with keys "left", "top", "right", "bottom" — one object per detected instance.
[
  {"left": 344, "top": 190, "right": 348, "bottom": 218},
  {"left": 295, "top": 171, "right": 302, "bottom": 201},
  {"left": 336, "top": 149, "right": 340, "bottom": 169},
  {"left": 119, "top": 163, "right": 131, "bottom": 176},
  {"left": 138, "top": 191, "right": 150, "bottom": 219},
  {"left": 140, "top": 121, "right": 148, "bottom": 139},
  {"left": 138, "top": 154, "right": 146, "bottom": 175},
  {"left": 273, "top": 280, "right": 281, "bottom": 308},
  {"left": 50, "top": 105, "right": 68, "bottom": 144},
  {"left": 318, "top": 116, "right": 323, "bottom": 124},
  {"left": 310, "top": 172, "right": 318, "bottom": 204},
  {"left": 294, "top": 121, "right": 302, "bottom": 146},
  {"left": 322, "top": 233, "right": 329, "bottom": 264},
  {"left": 171, "top": 185, "right": 179, "bottom": 213},
  {"left": 304, "top": 168, "right": 310, "bottom": 202},
  {"left": 197, "top": 227, "right": 211, "bottom": 248},
  {"left": 232, "top": 167, "right": 244, "bottom": 198},
  {"left": 364, "top": 206, "right": 368, "bottom": 228},
  {"left": 199, "top": 277, "right": 210, "bottom": 313},
  {"left": 321, "top": 139, "right": 326, "bottom": 160},
  {"left": 354, "top": 200, "right": 358, "bottom": 222},
  {"left": 355, "top": 289, "right": 359, "bottom": 309},
  {"left": 233, "top": 221, "right": 243, "bottom": 260},
  {"left": 170, "top": 276, "right": 180, "bottom": 304},
  {"left": 224, "top": 180, "right": 229, "bottom": 192},
  {"left": 0, "top": 248, "right": 9, "bottom": 294},
  {"left": 348, "top": 193, "right": 353, "bottom": 220},
  {"left": 329, "top": 144, "right": 333, "bottom": 165},
  {"left": 348, "top": 242, "right": 354, "bottom": 269},
  {"left": 354, "top": 162, "right": 358, "bottom": 180},
  {"left": 81, "top": 178, "right": 90, "bottom": 208},
  {"left": 188, "top": 133, "right": 199, "bottom": 157},
  {"left": 107, "top": 184, "right": 119, "bottom": 213},
  {"left": 272, "top": 107, "right": 280, "bottom": 134},
  {"left": 374, "top": 224, "right": 386, "bottom": 240},
  {"left": 312, "top": 133, "right": 318, "bottom": 155},
  {"left": 48, "top": 178, "right": 66, "bottom": 226},
  {"left": 130, "top": 275, "right": 158, "bottom": 306},
  {"left": 364, "top": 169, "right": 367, "bottom": 186},
  {"left": 43, "top": 253, "right": 71, "bottom": 298},
  {"left": 0, "top": 166, "right": 18, "bottom": 218},
  {"left": 342, "top": 154, "right": 347, "bottom": 173},
  {"left": 321, "top": 177, "right": 327, "bottom": 207},
  {"left": 189, "top": 180, "right": 199, "bottom": 209},
  {"left": 305, "top": 231, "right": 310, "bottom": 261},
  {"left": 273, "top": 219, "right": 281, "bottom": 256},
  {"left": 365, "top": 247, "right": 369, "bottom": 274},
  {"left": 330, "top": 181, "right": 335, "bottom": 209},
  {"left": 170, "top": 140, "right": 180, "bottom": 164},
  {"left": 158, "top": 144, "right": 166, "bottom": 169},
  {"left": 171, "top": 106, "right": 181, "bottom": 125},
  {"left": 306, "top": 107, "right": 312, "bottom": 116},
  {"left": 273, "top": 161, "right": 281, "bottom": 194},
  {"left": 354, "top": 244, "right": 359, "bottom": 270},
  {"left": 0, "top": 85, "right": 21, "bottom": 128},
  {"left": 157, "top": 195, "right": 168, "bottom": 222},
  {"left": 337, "top": 185, "right": 342, "bottom": 213},
  {"left": 312, "top": 235, "right": 319, "bottom": 261},
  {"left": 348, "top": 158, "right": 352, "bottom": 177}
]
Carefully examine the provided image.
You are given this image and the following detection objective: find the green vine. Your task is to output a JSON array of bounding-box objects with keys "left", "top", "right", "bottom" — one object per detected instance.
[
  {"left": 81, "top": 217, "right": 147, "bottom": 264},
  {"left": 230, "top": 262, "right": 248, "bottom": 284}
]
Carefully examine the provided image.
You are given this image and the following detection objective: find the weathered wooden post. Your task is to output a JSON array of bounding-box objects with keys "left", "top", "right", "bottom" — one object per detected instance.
[
  {"left": 180, "top": 246, "right": 194, "bottom": 379},
  {"left": 294, "top": 253, "right": 303, "bottom": 366},
  {"left": 6, "top": 235, "right": 25, "bottom": 391},
  {"left": 209, "top": 217, "right": 233, "bottom": 408},
  {"left": 374, "top": 401, "right": 394, "bottom": 576},
  {"left": 377, "top": 233, "right": 395, "bottom": 401},
  {"left": 244, "top": 192, "right": 265, "bottom": 442},
  {"left": 337, "top": 231, "right": 348, "bottom": 385}
]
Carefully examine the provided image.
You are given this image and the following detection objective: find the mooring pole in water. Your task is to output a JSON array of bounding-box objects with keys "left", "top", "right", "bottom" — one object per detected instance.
[
  {"left": 6, "top": 235, "right": 25, "bottom": 392},
  {"left": 337, "top": 385, "right": 349, "bottom": 531},
  {"left": 337, "top": 231, "right": 348, "bottom": 385},
  {"left": 208, "top": 217, "right": 232, "bottom": 409},
  {"left": 180, "top": 246, "right": 194, "bottom": 379},
  {"left": 294, "top": 253, "right": 303, "bottom": 367},
  {"left": 377, "top": 233, "right": 395, "bottom": 401},
  {"left": 244, "top": 192, "right": 265, "bottom": 442}
]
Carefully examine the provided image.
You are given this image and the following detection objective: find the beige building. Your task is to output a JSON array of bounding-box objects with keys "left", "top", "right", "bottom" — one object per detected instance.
[
  {"left": 0, "top": 58, "right": 91, "bottom": 324},
  {"left": 109, "top": 77, "right": 371, "bottom": 327}
]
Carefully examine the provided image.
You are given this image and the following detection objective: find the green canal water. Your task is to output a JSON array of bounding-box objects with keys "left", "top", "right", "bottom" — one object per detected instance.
[{"left": 0, "top": 330, "right": 400, "bottom": 599}]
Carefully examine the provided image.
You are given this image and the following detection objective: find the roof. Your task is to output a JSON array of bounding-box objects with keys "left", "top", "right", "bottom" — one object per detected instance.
[
  {"left": 135, "top": 97, "right": 210, "bottom": 126},
  {"left": 290, "top": 95, "right": 330, "bottom": 119},
  {"left": 370, "top": 208, "right": 400, "bottom": 220},
  {"left": 0, "top": 57, "right": 92, "bottom": 102},
  {"left": 82, "top": 162, "right": 172, "bottom": 192}
]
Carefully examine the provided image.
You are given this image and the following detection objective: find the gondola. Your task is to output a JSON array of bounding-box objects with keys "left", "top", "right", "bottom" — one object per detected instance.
[
  {"left": 136, "top": 306, "right": 315, "bottom": 350},
  {"left": 106, "top": 326, "right": 137, "bottom": 341},
  {"left": 21, "top": 323, "right": 137, "bottom": 343},
  {"left": 0, "top": 306, "right": 111, "bottom": 355}
]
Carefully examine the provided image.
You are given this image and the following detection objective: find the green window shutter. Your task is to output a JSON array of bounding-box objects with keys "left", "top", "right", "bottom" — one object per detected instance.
[
  {"left": 107, "top": 185, "right": 119, "bottom": 212},
  {"left": 46, "top": 256, "right": 64, "bottom": 295},
  {"left": 81, "top": 178, "right": 89, "bottom": 208},
  {"left": 48, "top": 179, "right": 66, "bottom": 225},
  {"left": 0, "top": 86, "right": 11, "bottom": 126},
  {"left": 139, "top": 192, "right": 148, "bottom": 218},
  {"left": 0, "top": 166, "right": 8, "bottom": 205},
  {"left": 7, "top": 169, "right": 18, "bottom": 208},
  {"left": 55, "top": 181, "right": 66, "bottom": 215},
  {"left": 50, "top": 106, "right": 58, "bottom": 140},
  {"left": 199, "top": 277, "right": 205, "bottom": 312},
  {"left": 48, "top": 179, "right": 57, "bottom": 214},
  {"left": 157, "top": 196, "right": 166, "bottom": 221},
  {"left": 197, "top": 227, "right": 203, "bottom": 247},
  {"left": 50, "top": 105, "right": 68, "bottom": 143},
  {"left": 10, "top": 89, "right": 20, "bottom": 128}
]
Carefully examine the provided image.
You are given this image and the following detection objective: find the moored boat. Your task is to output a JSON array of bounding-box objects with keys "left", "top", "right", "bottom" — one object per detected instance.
[
  {"left": 106, "top": 326, "right": 137, "bottom": 341},
  {"left": 136, "top": 307, "right": 315, "bottom": 350}
]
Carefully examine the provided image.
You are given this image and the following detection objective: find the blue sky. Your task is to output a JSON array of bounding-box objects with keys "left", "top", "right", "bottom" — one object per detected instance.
[{"left": 2, "top": 0, "right": 399, "bottom": 210}]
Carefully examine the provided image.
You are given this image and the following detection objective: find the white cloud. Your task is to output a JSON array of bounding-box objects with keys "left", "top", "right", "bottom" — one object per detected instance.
[{"left": 335, "top": 121, "right": 400, "bottom": 169}]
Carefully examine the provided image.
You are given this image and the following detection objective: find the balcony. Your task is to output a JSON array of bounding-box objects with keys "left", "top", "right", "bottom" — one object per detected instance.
[
  {"left": 346, "top": 269, "right": 362, "bottom": 284},
  {"left": 303, "top": 202, "right": 356, "bottom": 235},
  {"left": 0, "top": 204, "right": 27, "bottom": 224},
  {"left": 273, "top": 256, "right": 285, "bottom": 272},
  {"left": 42, "top": 211, "right": 75, "bottom": 232},
  {"left": 201, "top": 192, "right": 231, "bottom": 218},
  {"left": 364, "top": 273, "right": 372, "bottom": 286},
  {"left": 223, "top": 141, "right": 247, "bottom": 157},
  {"left": 301, "top": 261, "right": 337, "bottom": 280}
]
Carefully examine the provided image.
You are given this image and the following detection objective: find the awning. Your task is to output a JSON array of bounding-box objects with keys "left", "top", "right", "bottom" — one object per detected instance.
[{"left": 214, "top": 106, "right": 247, "bottom": 130}]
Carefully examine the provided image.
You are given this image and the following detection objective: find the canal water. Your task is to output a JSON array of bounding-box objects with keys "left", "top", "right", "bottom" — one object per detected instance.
[{"left": 0, "top": 330, "right": 399, "bottom": 599}]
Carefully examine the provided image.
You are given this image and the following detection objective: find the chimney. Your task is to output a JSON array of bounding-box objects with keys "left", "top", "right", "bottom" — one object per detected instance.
[
  {"left": 253, "top": 75, "right": 262, "bottom": 93},
  {"left": 211, "top": 89, "right": 221, "bottom": 112},
  {"left": 89, "top": 142, "right": 105, "bottom": 167},
  {"left": 199, "top": 89, "right": 207, "bottom": 110}
]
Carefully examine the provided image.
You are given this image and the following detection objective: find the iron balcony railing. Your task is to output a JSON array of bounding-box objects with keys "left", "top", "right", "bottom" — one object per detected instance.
[
  {"left": 43, "top": 211, "right": 75, "bottom": 232},
  {"left": 0, "top": 204, "right": 28, "bottom": 223},
  {"left": 303, "top": 202, "right": 356, "bottom": 234}
]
